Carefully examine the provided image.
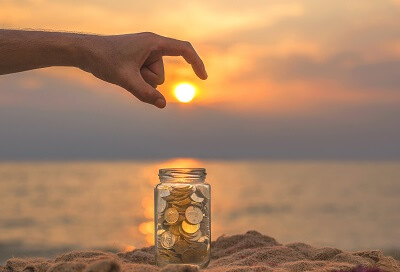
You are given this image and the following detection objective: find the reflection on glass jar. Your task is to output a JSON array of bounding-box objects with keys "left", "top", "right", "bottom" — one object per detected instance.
[{"left": 154, "top": 168, "right": 211, "bottom": 268}]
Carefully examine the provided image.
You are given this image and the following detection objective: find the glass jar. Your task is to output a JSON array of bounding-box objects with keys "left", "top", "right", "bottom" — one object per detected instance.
[{"left": 154, "top": 168, "right": 211, "bottom": 268}]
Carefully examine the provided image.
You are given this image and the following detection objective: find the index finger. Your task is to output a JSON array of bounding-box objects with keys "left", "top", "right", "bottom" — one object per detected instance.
[{"left": 159, "top": 37, "right": 208, "bottom": 80}]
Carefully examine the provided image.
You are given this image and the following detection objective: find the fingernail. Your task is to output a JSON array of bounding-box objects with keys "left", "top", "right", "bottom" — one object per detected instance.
[{"left": 155, "top": 99, "right": 166, "bottom": 109}]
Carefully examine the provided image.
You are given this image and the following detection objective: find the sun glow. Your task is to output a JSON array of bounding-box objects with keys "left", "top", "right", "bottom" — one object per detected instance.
[{"left": 174, "top": 83, "right": 196, "bottom": 103}]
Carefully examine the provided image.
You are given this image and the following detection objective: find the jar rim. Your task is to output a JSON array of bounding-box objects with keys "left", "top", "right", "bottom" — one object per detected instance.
[{"left": 158, "top": 168, "right": 206, "bottom": 181}]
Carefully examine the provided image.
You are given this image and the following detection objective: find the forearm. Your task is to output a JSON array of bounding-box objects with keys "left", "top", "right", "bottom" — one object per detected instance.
[
  {"left": 0, "top": 30, "right": 207, "bottom": 108},
  {"left": 0, "top": 30, "right": 95, "bottom": 75}
]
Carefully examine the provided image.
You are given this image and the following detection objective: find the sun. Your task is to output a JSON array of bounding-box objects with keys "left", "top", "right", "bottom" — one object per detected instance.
[{"left": 174, "top": 83, "right": 196, "bottom": 103}]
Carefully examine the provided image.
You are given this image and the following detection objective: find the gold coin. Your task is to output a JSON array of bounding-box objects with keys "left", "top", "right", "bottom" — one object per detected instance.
[
  {"left": 173, "top": 239, "right": 189, "bottom": 254},
  {"left": 197, "top": 236, "right": 209, "bottom": 243},
  {"left": 171, "top": 198, "right": 191, "bottom": 206},
  {"left": 172, "top": 185, "right": 192, "bottom": 192},
  {"left": 157, "top": 229, "right": 166, "bottom": 236},
  {"left": 171, "top": 204, "right": 186, "bottom": 213},
  {"left": 170, "top": 191, "right": 188, "bottom": 198},
  {"left": 172, "top": 188, "right": 191, "bottom": 194},
  {"left": 185, "top": 229, "right": 202, "bottom": 242},
  {"left": 164, "top": 208, "right": 179, "bottom": 224},
  {"left": 179, "top": 225, "right": 191, "bottom": 238},
  {"left": 160, "top": 231, "right": 176, "bottom": 249},
  {"left": 181, "top": 220, "right": 200, "bottom": 234},
  {"left": 169, "top": 224, "right": 181, "bottom": 236},
  {"left": 185, "top": 206, "right": 203, "bottom": 224}
]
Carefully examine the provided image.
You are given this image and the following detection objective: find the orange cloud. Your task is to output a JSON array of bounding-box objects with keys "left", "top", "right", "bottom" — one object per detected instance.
[{"left": 1, "top": 0, "right": 400, "bottom": 116}]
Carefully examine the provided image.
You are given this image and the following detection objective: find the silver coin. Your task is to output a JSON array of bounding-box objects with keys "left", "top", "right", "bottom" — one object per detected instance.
[
  {"left": 160, "top": 231, "right": 176, "bottom": 249},
  {"left": 190, "top": 192, "right": 204, "bottom": 203},
  {"left": 158, "top": 198, "right": 167, "bottom": 213},
  {"left": 159, "top": 188, "right": 170, "bottom": 198},
  {"left": 197, "top": 186, "right": 210, "bottom": 199},
  {"left": 185, "top": 206, "right": 203, "bottom": 224}
]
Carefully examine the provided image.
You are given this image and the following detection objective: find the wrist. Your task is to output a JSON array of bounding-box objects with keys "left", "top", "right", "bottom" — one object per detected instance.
[{"left": 67, "top": 33, "right": 100, "bottom": 71}]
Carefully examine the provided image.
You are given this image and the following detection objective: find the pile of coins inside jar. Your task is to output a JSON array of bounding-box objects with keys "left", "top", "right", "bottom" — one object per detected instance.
[{"left": 155, "top": 184, "right": 210, "bottom": 265}]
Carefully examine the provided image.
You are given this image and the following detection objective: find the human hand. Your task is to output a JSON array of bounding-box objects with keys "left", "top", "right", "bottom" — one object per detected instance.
[{"left": 80, "top": 32, "right": 207, "bottom": 108}]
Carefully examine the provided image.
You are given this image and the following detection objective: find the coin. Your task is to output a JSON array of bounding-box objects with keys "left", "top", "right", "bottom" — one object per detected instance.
[
  {"left": 197, "top": 186, "right": 210, "bottom": 199},
  {"left": 184, "top": 229, "right": 202, "bottom": 243},
  {"left": 169, "top": 256, "right": 183, "bottom": 263},
  {"left": 156, "top": 181, "right": 210, "bottom": 266},
  {"left": 170, "top": 198, "right": 191, "bottom": 206},
  {"left": 171, "top": 204, "right": 186, "bottom": 213},
  {"left": 182, "top": 249, "right": 201, "bottom": 263},
  {"left": 182, "top": 220, "right": 200, "bottom": 234},
  {"left": 157, "top": 229, "right": 166, "bottom": 236},
  {"left": 173, "top": 239, "right": 189, "bottom": 254},
  {"left": 157, "top": 254, "right": 169, "bottom": 264},
  {"left": 190, "top": 192, "right": 204, "bottom": 203},
  {"left": 173, "top": 185, "right": 192, "bottom": 191},
  {"left": 159, "top": 188, "right": 170, "bottom": 198},
  {"left": 197, "top": 236, "right": 209, "bottom": 243},
  {"left": 158, "top": 198, "right": 167, "bottom": 213},
  {"left": 185, "top": 206, "right": 203, "bottom": 224},
  {"left": 164, "top": 208, "right": 179, "bottom": 224},
  {"left": 161, "top": 248, "right": 179, "bottom": 257},
  {"left": 190, "top": 242, "right": 207, "bottom": 257},
  {"left": 169, "top": 224, "right": 181, "bottom": 236},
  {"left": 160, "top": 231, "right": 176, "bottom": 249},
  {"left": 189, "top": 202, "right": 203, "bottom": 209},
  {"left": 179, "top": 225, "right": 191, "bottom": 239}
]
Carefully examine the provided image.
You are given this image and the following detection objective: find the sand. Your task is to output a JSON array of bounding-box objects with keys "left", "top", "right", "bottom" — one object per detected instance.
[{"left": 1, "top": 231, "right": 399, "bottom": 272}]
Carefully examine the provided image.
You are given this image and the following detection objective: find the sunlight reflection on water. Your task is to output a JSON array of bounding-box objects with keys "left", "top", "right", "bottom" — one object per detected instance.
[{"left": 0, "top": 159, "right": 399, "bottom": 262}]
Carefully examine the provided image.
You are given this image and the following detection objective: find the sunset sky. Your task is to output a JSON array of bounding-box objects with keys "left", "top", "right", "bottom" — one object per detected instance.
[{"left": 1, "top": 0, "right": 400, "bottom": 160}]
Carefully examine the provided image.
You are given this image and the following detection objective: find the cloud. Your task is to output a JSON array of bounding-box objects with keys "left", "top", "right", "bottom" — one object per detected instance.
[
  {"left": 0, "top": 0, "right": 303, "bottom": 42},
  {"left": 252, "top": 54, "right": 400, "bottom": 91},
  {"left": 1, "top": 70, "right": 400, "bottom": 160},
  {"left": 1, "top": 0, "right": 400, "bottom": 159}
]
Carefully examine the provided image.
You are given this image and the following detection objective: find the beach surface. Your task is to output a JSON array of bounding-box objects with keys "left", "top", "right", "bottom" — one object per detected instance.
[{"left": 1, "top": 231, "right": 399, "bottom": 272}]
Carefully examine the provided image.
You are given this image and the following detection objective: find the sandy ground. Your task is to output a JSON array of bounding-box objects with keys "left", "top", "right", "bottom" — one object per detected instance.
[{"left": 1, "top": 231, "right": 399, "bottom": 272}]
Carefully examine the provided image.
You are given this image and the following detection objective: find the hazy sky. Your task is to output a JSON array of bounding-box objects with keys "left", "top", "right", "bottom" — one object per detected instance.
[{"left": 1, "top": 0, "right": 400, "bottom": 160}]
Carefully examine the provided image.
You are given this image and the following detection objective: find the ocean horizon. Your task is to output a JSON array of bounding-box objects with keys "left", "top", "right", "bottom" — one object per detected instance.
[{"left": 1, "top": 159, "right": 399, "bottom": 263}]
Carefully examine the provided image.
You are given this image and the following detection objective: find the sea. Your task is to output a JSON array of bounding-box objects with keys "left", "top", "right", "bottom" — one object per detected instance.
[{"left": 0, "top": 159, "right": 399, "bottom": 263}]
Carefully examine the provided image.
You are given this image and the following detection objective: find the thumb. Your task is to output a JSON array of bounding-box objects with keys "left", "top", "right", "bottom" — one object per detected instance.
[{"left": 128, "top": 73, "right": 166, "bottom": 108}]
